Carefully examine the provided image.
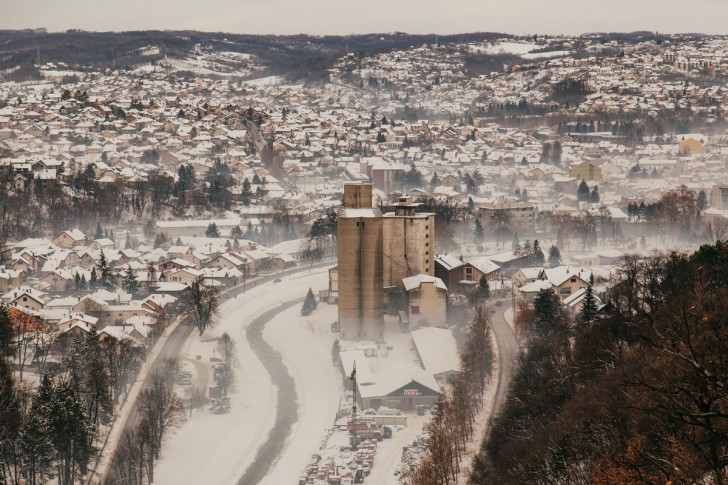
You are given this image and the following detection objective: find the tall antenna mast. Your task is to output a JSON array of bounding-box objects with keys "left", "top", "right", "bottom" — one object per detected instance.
[{"left": 350, "top": 360, "right": 358, "bottom": 451}]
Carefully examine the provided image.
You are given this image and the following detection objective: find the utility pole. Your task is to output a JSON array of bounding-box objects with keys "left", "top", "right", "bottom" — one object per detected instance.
[{"left": 350, "top": 361, "right": 357, "bottom": 451}]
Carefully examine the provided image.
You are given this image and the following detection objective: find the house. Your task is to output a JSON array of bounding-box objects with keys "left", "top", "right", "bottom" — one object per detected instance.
[
  {"left": 57, "top": 313, "right": 98, "bottom": 332},
  {"left": 569, "top": 161, "right": 602, "bottom": 182},
  {"left": 518, "top": 279, "right": 554, "bottom": 304},
  {"left": 90, "top": 238, "right": 115, "bottom": 252},
  {"left": 52, "top": 229, "right": 87, "bottom": 249},
  {"left": 99, "top": 324, "right": 147, "bottom": 346},
  {"left": 541, "top": 266, "right": 590, "bottom": 299},
  {"left": 99, "top": 324, "right": 148, "bottom": 346},
  {"left": 165, "top": 268, "right": 204, "bottom": 285},
  {"left": 402, "top": 274, "right": 448, "bottom": 329},
  {"left": 563, "top": 287, "right": 602, "bottom": 316},
  {"left": 206, "top": 253, "right": 248, "bottom": 271},
  {"left": 71, "top": 294, "right": 109, "bottom": 315},
  {"left": 459, "top": 257, "right": 501, "bottom": 293},
  {"left": 434, "top": 254, "right": 465, "bottom": 293},
  {"left": 1, "top": 287, "right": 46, "bottom": 311}
]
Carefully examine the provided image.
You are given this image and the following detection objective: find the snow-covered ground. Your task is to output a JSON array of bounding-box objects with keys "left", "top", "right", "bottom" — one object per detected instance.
[
  {"left": 242, "top": 75, "right": 283, "bottom": 86},
  {"left": 261, "top": 303, "right": 342, "bottom": 484},
  {"left": 154, "top": 269, "right": 331, "bottom": 484},
  {"left": 469, "top": 41, "right": 539, "bottom": 55}
]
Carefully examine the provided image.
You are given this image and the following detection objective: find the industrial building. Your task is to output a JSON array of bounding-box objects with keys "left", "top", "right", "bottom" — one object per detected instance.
[{"left": 337, "top": 183, "right": 437, "bottom": 340}]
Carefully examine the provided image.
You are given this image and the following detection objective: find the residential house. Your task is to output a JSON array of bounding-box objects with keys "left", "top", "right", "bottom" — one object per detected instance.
[{"left": 52, "top": 229, "right": 87, "bottom": 249}]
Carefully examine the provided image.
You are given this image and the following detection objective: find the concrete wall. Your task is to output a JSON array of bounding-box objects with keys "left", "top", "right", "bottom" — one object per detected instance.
[
  {"left": 343, "top": 183, "right": 373, "bottom": 209},
  {"left": 337, "top": 214, "right": 384, "bottom": 340},
  {"left": 382, "top": 214, "right": 434, "bottom": 289}
]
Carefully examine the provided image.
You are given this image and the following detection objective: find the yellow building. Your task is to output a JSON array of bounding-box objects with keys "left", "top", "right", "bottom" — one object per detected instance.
[
  {"left": 678, "top": 135, "right": 705, "bottom": 155},
  {"left": 402, "top": 275, "right": 447, "bottom": 328},
  {"left": 569, "top": 161, "right": 602, "bottom": 182}
]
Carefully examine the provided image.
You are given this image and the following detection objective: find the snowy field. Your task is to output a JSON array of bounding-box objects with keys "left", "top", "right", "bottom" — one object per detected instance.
[
  {"left": 469, "top": 41, "right": 539, "bottom": 55},
  {"left": 154, "top": 269, "right": 332, "bottom": 484},
  {"left": 468, "top": 41, "right": 570, "bottom": 59}
]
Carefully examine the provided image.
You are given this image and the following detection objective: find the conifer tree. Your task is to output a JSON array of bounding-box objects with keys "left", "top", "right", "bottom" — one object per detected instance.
[
  {"left": 98, "top": 250, "right": 114, "bottom": 290},
  {"left": 532, "top": 240, "right": 545, "bottom": 266},
  {"left": 474, "top": 218, "right": 485, "bottom": 244},
  {"left": 205, "top": 222, "right": 220, "bottom": 238},
  {"left": 548, "top": 245, "right": 561, "bottom": 267},
  {"left": 578, "top": 284, "right": 598, "bottom": 328},
  {"left": 577, "top": 180, "right": 590, "bottom": 202},
  {"left": 122, "top": 266, "right": 139, "bottom": 295},
  {"left": 301, "top": 288, "right": 318, "bottom": 316}
]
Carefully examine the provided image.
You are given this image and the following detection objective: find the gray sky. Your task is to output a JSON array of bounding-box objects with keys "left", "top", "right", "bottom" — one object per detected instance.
[{"left": 3, "top": 1, "right": 728, "bottom": 35}]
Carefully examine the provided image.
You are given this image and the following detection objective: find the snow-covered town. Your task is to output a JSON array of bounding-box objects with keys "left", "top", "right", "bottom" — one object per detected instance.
[{"left": 0, "top": 26, "right": 727, "bottom": 485}]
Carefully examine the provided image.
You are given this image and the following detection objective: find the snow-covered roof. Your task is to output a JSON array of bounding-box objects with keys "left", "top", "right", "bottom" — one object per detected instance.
[
  {"left": 467, "top": 256, "right": 500, "bottom": 275},
  {"left": 411, "top": 327, "right": 459, "bottom": 377},
  {"left": 435, "top": 253, "right": 464, "bottom": 271},
  {"left": 376, "top": 362, "right": 441, "bottom": 396},
  {"left": 402, "top": 274, "right": 447, "bottom": 292},
  {"left": 519, "top": 280, "right": 553, "bottom": 293}
]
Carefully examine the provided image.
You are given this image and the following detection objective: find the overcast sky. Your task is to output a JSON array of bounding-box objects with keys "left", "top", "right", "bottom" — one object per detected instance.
[{"left": 3, "top": 1, "right": 727, "bottom": 36}]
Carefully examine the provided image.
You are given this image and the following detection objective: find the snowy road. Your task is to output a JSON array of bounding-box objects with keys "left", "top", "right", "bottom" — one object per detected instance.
[
  {"left": 488, "top": 299, "right": 520, "bottom": 421},
  {"left": 154, "top": 268, "right": 334, "bottom": 485}
]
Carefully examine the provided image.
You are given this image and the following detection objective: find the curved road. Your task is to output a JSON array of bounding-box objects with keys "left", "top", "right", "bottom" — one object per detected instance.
[{"left": 486, "top": 298, "right": 520, "bottom": 427}]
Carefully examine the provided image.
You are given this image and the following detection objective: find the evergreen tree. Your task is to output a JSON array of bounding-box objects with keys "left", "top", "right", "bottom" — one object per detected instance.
[
  {"left": 548, "top": 245, "right": 561, "bottom": 267},
  {"left": 577, "top": 284, "right": 598, "bottom": 328},
  {"left": 205, "top": 222, "right": 220, "bottom": 238},
  {"left": 532, "top": 240, "right": 545, "bottom": 266},
  {"left": 331, "top": 338, "right": 341, "bottom": 365},
  {"left": 473, "top": 275, "right": 491, "bottom": 304},
  {"left": 242, "top": 177, "right": 252, "bottom": 206},
  {"left": 697, "top": 189, "right": 708, "bottom": 211},
  {"left": 589, "top": 185, "right": 600, "bottom": 203},
  {"left": 94, "top": 223, "right": 103, "bottom": 240},
  {"left": 551, "top": 140, "right": 562, "bottom": 165},
  {"left": 122, "top": 266, "right": 139, "bottom": 295},
  {"left": 577, "top": 180, "right": 590, "bottom": 202},
  {"left": 230, "top": 225, "right": 243, "bottom": 240},
  {"left": 474, "top": 218, "right": 485, "bottom": 244},
  {"left": 252, "top": 173, "right": 261, "bottom": 184},
  {"left": 38, "top": 375, "right": 92, "bottom": 485},
  {"left": 301, "top": 288, "right": 318, "bottom": 316},
  {"left": 0, "top": 304, "right": 14, "bottom": 359},
  {"left": 98, "top": 250, "right": 114, "bottom": 290},
  {"left": 75, "top": 272, "right": 81, "bottom": 290},
  {"left": 89, "top": 267, "right": 98, "bottom": 289},
  {"left": 467, "top": 196, "right": 475, "bottom": 213},
  {"left": 430, "top": 172, "right": 441, "bottom": 192},
  {"left": 80, "top": 274, "right": 87, "bottom": 290}
]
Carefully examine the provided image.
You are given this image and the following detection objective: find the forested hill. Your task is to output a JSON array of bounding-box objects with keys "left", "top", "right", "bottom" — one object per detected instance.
[
  {"left": 0, "top": 30, "right": 511, "bottom": 83},
  {"left": 471, "top": 242, "right": 728, "bottom": 484},
  {"left": 0, "top": 29, "right": 672, "bottom": 84}
]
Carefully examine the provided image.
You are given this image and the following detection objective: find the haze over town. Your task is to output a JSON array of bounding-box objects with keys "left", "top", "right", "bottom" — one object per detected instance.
[{"left": 0, "top": 6, "right": 726, "bottom": 485}]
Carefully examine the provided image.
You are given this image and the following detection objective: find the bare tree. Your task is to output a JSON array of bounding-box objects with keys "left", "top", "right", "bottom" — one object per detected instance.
[
  {"left": 183, "top": 278, "right": 220, "bottom": 336},
  {"left": 215, "top": 332, "right": 237, "bottom": 396},
  {"left": 136, "top": 365, "right": 186, "bottom": 483}
]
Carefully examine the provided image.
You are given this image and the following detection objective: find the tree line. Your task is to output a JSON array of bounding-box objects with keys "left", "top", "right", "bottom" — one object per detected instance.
[
  {"left": 401, "top": 305, "right": 494, "bottom": 485},
  {"left": 470, "top": 242, "right": 728, "bottom": 484}
]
